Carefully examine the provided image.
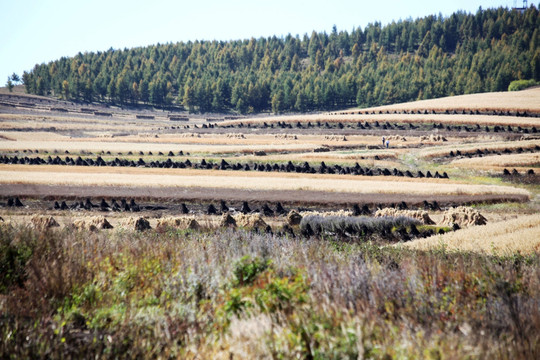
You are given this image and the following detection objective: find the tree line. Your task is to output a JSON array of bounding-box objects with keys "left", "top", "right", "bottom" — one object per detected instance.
[{"left": 22, "top": 5, "right": 540, "bottom": 113}]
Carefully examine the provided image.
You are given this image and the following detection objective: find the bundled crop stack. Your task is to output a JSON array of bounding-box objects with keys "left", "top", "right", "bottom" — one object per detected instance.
[
  {"left": 219, "top": 213, "right": 237, "bottom": 228},
  {"left": 287, "top": 210, "right": 303, "bottom": 226},
  {"left": 156, "top": 217, "right": 200, "bottom": 230},
  {"left": 72, "top": 216, "right": 114, "bottom": 231},
  {"left": 420, "top": 134, "right": 447, "bottom": 142},
  {"left": 441, "top": 207, "right": 487, "bottom": 227},
  {"left": 31, "top": 215, "right": 60, "bottom": 230},
  {"left": 121, "top": 217, "right": 152, "bottom": 231},
  {"left": 233, "top": 213, "right": 267, "bottom": 229},
  {"left": 375, "top": 208, "right": 435, "bottom": 225}
]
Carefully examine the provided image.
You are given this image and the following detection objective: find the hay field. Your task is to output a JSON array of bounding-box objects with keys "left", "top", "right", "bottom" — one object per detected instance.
[
  {"left": 0, "top": 137, "right": 319, "bottom": 155},
  {"left": 0, "top": 164, "right": 530, "bottom": 197},
  {"left": 418, "top": 139, "right": 540, "bottom": 159},
  {"left": 223, "top": 113, "right": 540, "bottom": 128},
  {"left": 450, "top": 153, "right": 540, "bottom": 169},
  {"left": 400, "top": 214, "right": 540, "bottom": 255},
  {"left": 341, "top": 87, "right": 540, "bottom": 114}
]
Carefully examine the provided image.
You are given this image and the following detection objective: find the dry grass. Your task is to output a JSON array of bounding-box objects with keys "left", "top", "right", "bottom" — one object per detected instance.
[
  {"left": 0, "top": 164, "right": 530, "bottom": 197},
  {"left": 400, "top": 213, "right": 540, "bottom": 255}
]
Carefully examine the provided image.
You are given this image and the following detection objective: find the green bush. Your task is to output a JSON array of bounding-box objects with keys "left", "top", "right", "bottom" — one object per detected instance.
[
  {"left": 508, "top": 79, "right": 538, "bottom": 91},
  {"left": 0, "top": 226, "right": 35, "bottom": 292},
  {"left": 232, "top": 255, "right": 270, "bottom": 287}
]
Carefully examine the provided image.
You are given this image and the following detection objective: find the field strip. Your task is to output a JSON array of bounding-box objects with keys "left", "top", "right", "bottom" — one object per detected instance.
[
  {"left": 399, "top": 214, "right": 540, "bottom": 255},
  {"left": 0, "top": 165, "right": 529, "bottom": 197},
  {"left": 0, "top": 139, "right": 317, "bottom": 154},
  {"left": 228, "top": 113, "right": 540, "bottom": 127},
  {"left": 344, "top": 88, "right": 540, "bottom": 113},
  {"left": 418, "top": 139, "right": 540, "bottom": 158},
  {"left": 450, "top": 153, "right": 540, "bottom": 168},
  {"left": 0, "top": 184, "right": 529, "bottom": 206}
]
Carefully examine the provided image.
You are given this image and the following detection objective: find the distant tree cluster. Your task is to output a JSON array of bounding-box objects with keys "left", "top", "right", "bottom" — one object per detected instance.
[
  {"left": 5, "top": 73, "right": 21, "bottom": 92},
  {"left": 22, "top": 6, "right": 539, "bottom": 113}
]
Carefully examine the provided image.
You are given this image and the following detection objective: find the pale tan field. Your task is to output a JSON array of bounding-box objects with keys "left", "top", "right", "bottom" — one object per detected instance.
[
  {"left": 225, "top": 113, "right": 540, "bottom": 128},
  {"left": 341, "top": 87, "right": 540, "bottom": 114},
  {"left": 399, "top": 213, "right": 540, "bottom": 255},
  {"left": 0, "top": 138, "right": 319, "bottom": 155},
  {"left": 418, "top": 139, "right": 540, "bottom": 159},
  {"left": 450, "top": 153, "right": 540, "bottom": 169},
  {"left": 0, "top": 130, "right": 429, "bottom": 157},
  {"left": 0, "top": 164, "right": 530, "bottom": 197}
]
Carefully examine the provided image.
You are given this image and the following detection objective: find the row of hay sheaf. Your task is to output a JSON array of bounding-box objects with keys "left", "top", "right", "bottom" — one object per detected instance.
[{"left": 15, "top": 206, "right": 488, "bottom": 233}]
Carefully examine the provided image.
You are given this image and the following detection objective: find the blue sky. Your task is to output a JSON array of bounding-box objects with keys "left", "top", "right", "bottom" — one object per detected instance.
[{"left": 0, "top": 0, "right": 521, "bottom": 80}]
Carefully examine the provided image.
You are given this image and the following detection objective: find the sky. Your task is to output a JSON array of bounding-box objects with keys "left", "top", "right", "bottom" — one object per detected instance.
[{"left": 0, "top": 0, "right": 525, "bottom": 81}]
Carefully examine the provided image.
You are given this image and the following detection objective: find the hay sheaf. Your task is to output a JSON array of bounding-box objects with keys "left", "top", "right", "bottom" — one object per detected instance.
[
  {"left": 226, "top": 133, "right": 246, "bottom": 139},
  {"left": 420, "top": 134, "right": 447, "bottom": 142},
  {"left": 441, "top": 207, "right": 487, "bottom": 227},
  {"left": 287, "top": 210, "right": 303, "bottom": 226},
  {"left": 31, "top": 215, "right": 60, "bottom": 230},
  {"left": 386, "top": 135, "right": 407, "bottom": 142},
  {"left": 375, "top": 208, "right": 435, "bottom": 225},
  {"left": 179, "top": 133, "right": 201, "bottom": 138},
  {"left": 73, "top": 216, "right": 113, "bottom": 231},
  {"left": 219, "top": 213, "right": 237, "bottom": 228},
  {"left": 324, "top": 135, "right": 347, "bottom": 141},
  {"left": 274, "top": 134, "right": 297, "bottom": 140},
  {"left": 233, "top": 213, "right": 267, "bottom": 228},
  {"left": 156, "top": 217, "right": 200, "bottom": 230},
  {"left": 121, "top": 217, "right": 152, "bottom": 231}
]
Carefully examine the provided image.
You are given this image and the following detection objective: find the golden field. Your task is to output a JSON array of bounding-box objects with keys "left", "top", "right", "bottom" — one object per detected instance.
[{"left": 399, "top": 213, "right": 540, "bottom": 255}]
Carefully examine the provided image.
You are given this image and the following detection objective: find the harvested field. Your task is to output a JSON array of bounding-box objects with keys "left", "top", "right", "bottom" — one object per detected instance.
[
  {"left": 0, "top": 165, "right": 529, "bottom": 198},
  {"left": 450, "top": 153, "right": 540, "bottom": 169},
  {"left": 223, "top": 113, "right": 540, "bottom": 128},
  {"left": 400, "top": 213, "right": 540, "bottom": 255},
  {"left": 0, "top": 184, "right": 528, "bottom": 208},
  {"left": 418, "top": 139, "right": 540, "bottom": 159},
  {"left": 343, "top": 87, "right": 540, "bottom": 114}
]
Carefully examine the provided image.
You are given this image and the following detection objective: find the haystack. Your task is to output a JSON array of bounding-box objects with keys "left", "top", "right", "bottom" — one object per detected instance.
[
  {"left": 440, "top": 207, "right": 487, "bottom": 227},
  {"left": 375, "top": 208, "right": 435, "bottom": 225},
  {"left": 31, "top": 215, "right": 60, "bottom": 230},
  {"left": 233, "top": 213, "right": 267, "bottom": 229},
  {"left": 386, "top": 135, "right": 407, "bottom": 141},
  {"left": 219, "top": 213, "right": 237, "bottom": 228},
  {"left": 121, "top": 217, "right": 152, "bottom": 231},
  {"left": 73, "top": 216, "right": 114, "bottom": 231},
  {"left": 287, "top": 210, "right": 302, "bottom": 226},
  {"left": 156, "top": 217, "right": 200, "bottom": 230},
  {"left": 420, "top": 134, "right": 447, "bottom": 142}
]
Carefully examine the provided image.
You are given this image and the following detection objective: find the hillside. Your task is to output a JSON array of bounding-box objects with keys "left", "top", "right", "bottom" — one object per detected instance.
[{"left": 21, "top": 5, "right": 540, "bottom": 114}]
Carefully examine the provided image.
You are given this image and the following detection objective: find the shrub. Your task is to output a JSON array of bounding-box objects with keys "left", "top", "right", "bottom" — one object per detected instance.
[
  {"left": 232, "top": 255, "right": 270, "bottom": 286},
  {"left": 0, "top": 226, "right": 35, "bottom": 292},
  {"left": 508, "top": 79, "right": 538, "bottom": 91}
]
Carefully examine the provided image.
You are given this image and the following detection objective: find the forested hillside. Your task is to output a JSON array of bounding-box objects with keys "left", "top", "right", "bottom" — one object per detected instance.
[{"left": 22, "top": 5, "right": 539, "bottom": 113}]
